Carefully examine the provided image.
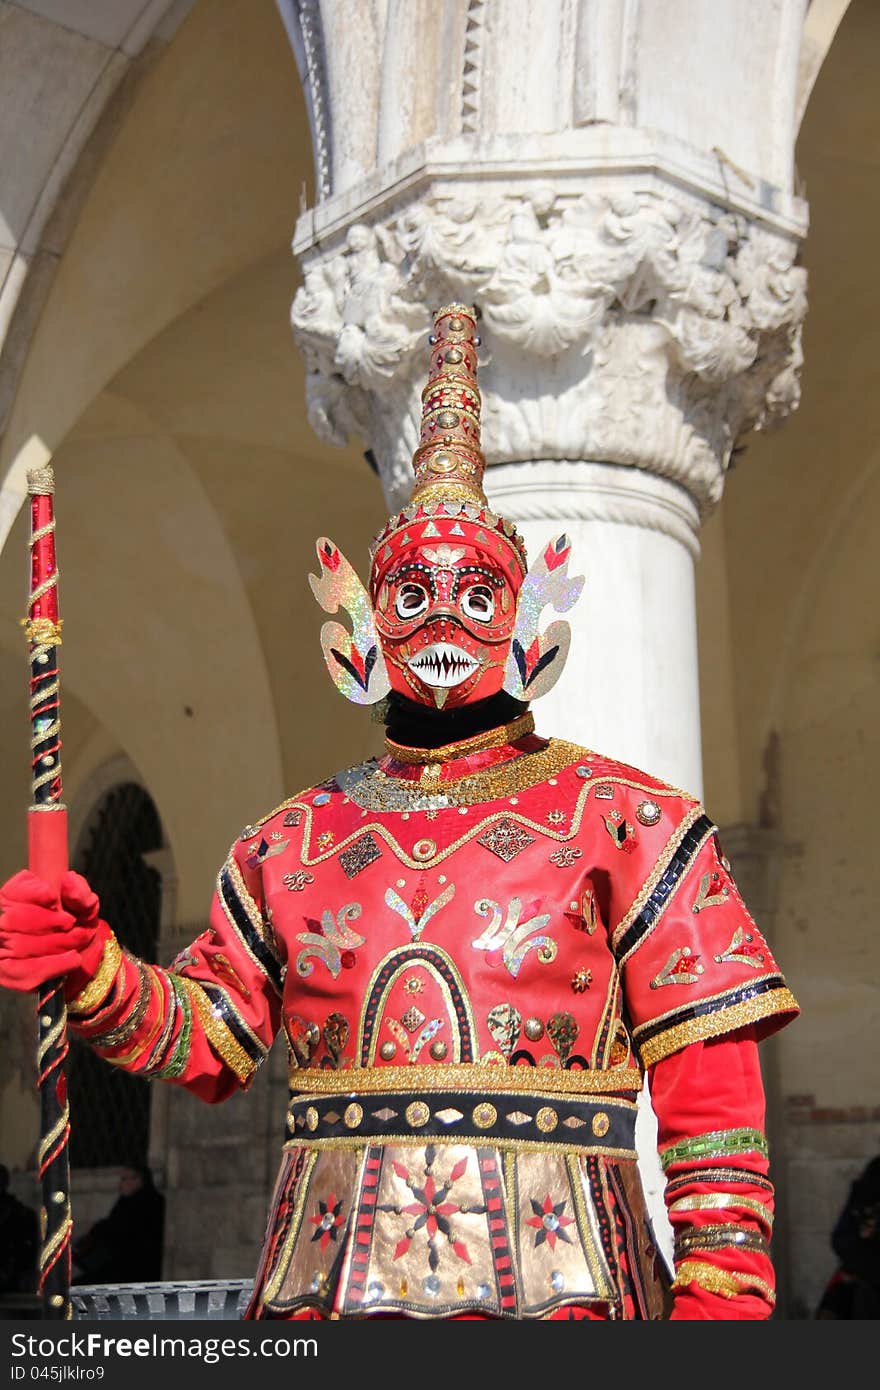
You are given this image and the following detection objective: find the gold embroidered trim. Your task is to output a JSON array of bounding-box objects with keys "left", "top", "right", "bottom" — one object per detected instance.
[
  {"left": 216, "top": 855, "right": 282, "bottom": 996},
  {"left": 183, "top": 978, "right": 257, "bottom": 1082},
  {"left": 611, "top": 804, "right": 707, "bottom": 954},
  {"left": 671, "top": 1260, "right": 775, "bottom": 1304},
  {"left": 668, "top": 1193, "right": 774, "bottom": 1228},
  {"left": 297, "top": 779, "right": 693, "bottom": 875},
  {"left": 261, "top": 1150, "right": 319, "bottom": 1305},
  {"left": 282, "top": 1134, "right": 638, "bottom": 1159},
  {"left": 674, "top": 1224, "right": 770, "bottom": 1258},
  {"left": 341, "top": 738, "right": 588, "bottom": 811},
  {"left": 634, "top": 973, "right": 786, "bottom": 1037},
  {"left": 225, "top": 856, "right": 270, "bottom": 943},
  {"left": 565, "top": 1152, "right": 617, "bottom": 1301},
  {"left": 637, "top": 986, "right": 800, "bottom": 1068},
  {"left": 108, "top": 968, "right": 165, "bottom": 1066},
  {"left": 357, "top": 944, "right": 477, "bottom": 1066},
  {"left": 288, "top": 1063, "right": 643, "bottom": 1096},
  {"left": 299, "top": 797, "right": 593, "bottom": 869},
  {"left": 384, "top": 713, "right": 536, "bottom": 765},
  {"left": 87, "top": 958, "right": 152, "bottom": 1049},
  {"left": 67, "top": 934, "right": 123, "bottom": 1016}
]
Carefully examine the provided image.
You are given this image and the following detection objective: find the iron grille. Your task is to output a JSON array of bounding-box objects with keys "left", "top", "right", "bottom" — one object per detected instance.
[{"left": 68, "top": 783, "right": 163, "bottom": 1169}]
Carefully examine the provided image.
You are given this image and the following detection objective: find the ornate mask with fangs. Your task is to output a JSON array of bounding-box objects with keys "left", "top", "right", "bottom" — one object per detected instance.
[{"left": 310, "top": 304, "right": 584, "bottom": 710}]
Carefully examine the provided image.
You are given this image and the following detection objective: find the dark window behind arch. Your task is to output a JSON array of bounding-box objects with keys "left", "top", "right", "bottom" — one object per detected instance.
[{"left": 69, "top": 782, "right": 163, "bottom": 1169}]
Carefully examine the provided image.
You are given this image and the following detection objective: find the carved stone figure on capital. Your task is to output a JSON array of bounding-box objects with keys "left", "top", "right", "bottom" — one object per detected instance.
[
  {"left": 0, "top": 305, "right": 799, "bottom": 1320},
  {"left": 292, "top": 187, "right": 806, "bottom": 512}
]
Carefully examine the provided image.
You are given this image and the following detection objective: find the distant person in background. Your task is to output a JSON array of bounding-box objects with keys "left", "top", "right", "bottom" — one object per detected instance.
[
  {"left": 0, "top": 1164, "right": 38, "bottom": 1294},
  {"left": 816, "top": 1156, "right": 880, "bottom": 1319},
  {"left": 72, "top": 1164, "right": 165, "bottom": 1285}
]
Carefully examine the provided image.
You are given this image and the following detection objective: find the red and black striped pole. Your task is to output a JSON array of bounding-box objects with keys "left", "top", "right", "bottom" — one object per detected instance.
[{"left": 23, "top": 463, "right": 72, "bottom": 1319}]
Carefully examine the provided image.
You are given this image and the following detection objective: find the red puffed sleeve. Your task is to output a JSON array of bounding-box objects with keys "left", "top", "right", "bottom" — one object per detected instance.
[
  {"left": 650, "top": 1030, "right": 778, "bottom": 1318},
  {"left": 610, "top": 808, "right": 798, "bottom": 1067},
  {"left": 65, "top": 838, "right": 284, "bottom": 1103}
]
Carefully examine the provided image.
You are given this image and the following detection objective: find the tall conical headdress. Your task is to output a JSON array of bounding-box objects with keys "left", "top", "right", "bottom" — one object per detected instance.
[
  {"left": 369, "top": 304, "right": 528, "bottom": 592},
  {"left": 311, "top": 302, "right": 584, "bottom": 707}
]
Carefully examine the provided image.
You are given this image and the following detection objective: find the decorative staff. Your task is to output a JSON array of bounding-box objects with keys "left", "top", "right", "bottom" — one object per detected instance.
[{"left": 22, "top": 463, "right": 71, "bottom": 1320}]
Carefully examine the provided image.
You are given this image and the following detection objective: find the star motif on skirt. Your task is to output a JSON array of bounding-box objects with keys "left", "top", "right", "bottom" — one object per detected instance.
[
  {"left": 378, "top": 1147, "right": 485, "bottom": 1272},
  {"left": 309, "top": 1192, "right": 346, "bottom": 1250},
  {"left": 317, "top": 831, "right": 335, "bottom": 850},
  {"left": 546, "top": 809, "right": 566, "bottom": 825},
  {"left": 526, "top": 1194, "right": 576, "bottom": 1250}
]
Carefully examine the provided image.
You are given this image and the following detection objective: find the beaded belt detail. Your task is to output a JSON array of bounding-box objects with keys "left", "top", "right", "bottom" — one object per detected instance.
[{"left": 285, "top": 1089, "right": 638, "bottom": 1153}]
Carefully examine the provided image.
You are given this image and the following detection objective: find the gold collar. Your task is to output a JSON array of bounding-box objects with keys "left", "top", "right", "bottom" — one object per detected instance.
[{"left": 384, "top": 711, "right": 535, "bottom": 765}]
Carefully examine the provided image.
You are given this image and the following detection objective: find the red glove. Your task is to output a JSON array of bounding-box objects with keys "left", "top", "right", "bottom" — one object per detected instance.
[{"left": 0, "top": 869, "right": 110, "bottom": 994}]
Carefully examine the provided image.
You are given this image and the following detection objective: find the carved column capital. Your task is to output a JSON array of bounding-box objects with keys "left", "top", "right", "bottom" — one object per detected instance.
[{"left": 292, "top": 165, "right": 807, "bottom": 515}]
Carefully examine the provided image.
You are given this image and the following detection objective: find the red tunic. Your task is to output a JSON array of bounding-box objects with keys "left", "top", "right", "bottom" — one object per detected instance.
[{"left": 65, "top": 719, "right": 797, "bottom": 1319}]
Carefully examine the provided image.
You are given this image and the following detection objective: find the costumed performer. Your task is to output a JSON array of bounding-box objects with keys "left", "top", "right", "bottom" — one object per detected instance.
[{"left": 0, "top": 304, "right": 799, "bottom": 1320}]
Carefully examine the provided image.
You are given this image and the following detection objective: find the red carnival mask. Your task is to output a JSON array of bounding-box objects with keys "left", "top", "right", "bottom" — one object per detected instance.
[{"left": 373, "top": 538, "right": 520, "bottom": 709}]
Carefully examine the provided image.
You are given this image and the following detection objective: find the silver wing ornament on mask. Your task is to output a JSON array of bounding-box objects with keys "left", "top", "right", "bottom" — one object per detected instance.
[
  {"left": 308, "top": 538, "right": 391, "bottom": 705},
  {"left": 502, "top": 533, "right": 585, "bottom": 701}
]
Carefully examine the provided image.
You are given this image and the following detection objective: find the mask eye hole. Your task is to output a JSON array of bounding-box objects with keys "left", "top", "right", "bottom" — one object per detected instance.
[
  {"left": 395, "top": 582, "right": 429, "bottom": 620},
  {"left": 461, "top": 584, "right": 495, "bottom": 623}
]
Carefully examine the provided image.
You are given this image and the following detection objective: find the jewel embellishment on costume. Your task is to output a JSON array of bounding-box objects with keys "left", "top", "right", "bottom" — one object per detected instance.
[
  {"left": 379, "top": 1148, "right": 486, "bottom": 1272},
  {"left": 283, "top": 809, "right": 303, "bottom": 827},
  {"left": 309, "top": 1193, "right": 346, "bottom": 1250},
  {"left": 210, "top": 953, "right": 251, "bottom": 1000},
  {"left": 287, "top": 1015, "right": 321, "bottom": 1068},
  {"left": 385, "top": 880, "right": 456, "bottom": 942},
  {"left": 581, "top": 886, "right": 598, "bottom": 934},
  {"left": 526, "top": 1194, "right": 575, "bottom": 1250},
  {"left": 713, "top": 927, "right": 765, "bottom": 968},
  {"left": 549, "top": 845, "right": 582, "bottom": 867},
  {"left": 692, "top": 871, "right": 730, "bottom": 913},
  {"left": 476, "top": 817, "right": 535, "bottom": 862},
  {"left": 339, "top": 832, "right": 383, "bottom": 879},
  {"left": 323, "top": 1013, "right": 350, "bottom": 1067},
  {"left": 472, "top": 896, "right": 556, "bottom": 977},
  {"left": 650, "top": 946, "right": 705, "bottom": 989},
  {"left": 603, "top": 812, "right": 636, "bottom": 852},
  {"left": 244, "top": 836, "right": 289, "bottom": 869},
  {"left": 400, "top": 1007, "right": 426, "bottom": 1034},
  {"left": 386, "top": 1015, "right": 445, "bottom": 1063},
  {"left": 503, "top": 533, "right": 585, "bottom": 701},
  {"left": 571, "top": 966, "right": 592, "bottom": 993},
  {"left": 547, "top": 1011, "right": 578, "bottom": 1063},
  {"left": 283, "top": 870, "right": 315, "bottom": 892},
  {"left": 295, "top": 904, "right": 365, "bottom": 978},
  {"left": 309, "top": 537, "right": 391, "bottom": 705},
  {"left": 636, "top": 800, "right": 662, "bottom": 826},
  {"left": 487, "top": 1003, "right": 522, "bottom": 1056},
  {"left": 546, "top": 809, "right": 565, "bottom": 825}
]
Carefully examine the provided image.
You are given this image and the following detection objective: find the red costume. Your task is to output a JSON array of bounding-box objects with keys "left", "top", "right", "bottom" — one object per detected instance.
[{"left": 0, "top": 305, "right": 798, "bottom": 1320}]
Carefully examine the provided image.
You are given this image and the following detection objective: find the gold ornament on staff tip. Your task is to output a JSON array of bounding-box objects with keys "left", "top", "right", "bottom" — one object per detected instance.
[
  {"left": 26, "top": 464, "right": 56, "bottom": 494},
  {"left": 21, "top": 617, "right": 64, "bottom": 646}
]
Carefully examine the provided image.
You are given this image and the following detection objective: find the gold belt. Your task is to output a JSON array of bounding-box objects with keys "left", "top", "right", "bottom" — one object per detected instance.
[{"left": 287, "top": 1062, "right": 643, "bottom": 1096}]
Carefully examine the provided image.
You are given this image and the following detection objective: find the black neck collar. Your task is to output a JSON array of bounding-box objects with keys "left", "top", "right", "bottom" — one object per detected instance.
[{"left": 383, "top": 690, "right": 530, "bottom": 750}]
